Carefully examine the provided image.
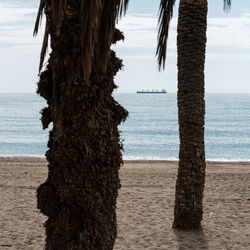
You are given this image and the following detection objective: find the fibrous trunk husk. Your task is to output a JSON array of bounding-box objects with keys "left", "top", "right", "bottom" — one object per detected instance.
[
  {"left": 36, "top": 1, "right": 128, "bottom": 249},
  {"left": 173, "top": 0, "right": 207, "bottom": 229}
]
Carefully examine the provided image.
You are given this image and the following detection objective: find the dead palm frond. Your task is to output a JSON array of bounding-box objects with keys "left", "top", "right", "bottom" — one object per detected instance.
[
  {"left": 224, "top": 0, "right": 231, "bottom": 13},
  {"left": 117, "top": 0, "right": 129, "bottom": 17},
  {"left": 79, "top": 0, "right": 104, "bottom": 81},
  {"left": 33, "top": 0, "right": 45, "bottom": 36},
  {"left": 34, "top": 0, "right": 129, "bottom": 81},
  {"left": 51, "top": 0, "right": 64, "bottom": 37},
  {"left": 94, "top": 1, "right": 129, "bottom": 72},
  {"left": 156, "top": 0, "right": 176, "bottom": 70},
  {"left": 39, "top": 20, "right": 49, "bottom": 72}
]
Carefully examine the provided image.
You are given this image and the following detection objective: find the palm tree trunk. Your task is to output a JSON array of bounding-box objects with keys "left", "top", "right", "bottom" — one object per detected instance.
[
  {"left": 173, "top": 0, "right": 208, "bottom": 229},
  {"left": 37, "top": 3, "right": 127, "bottom": 249}
]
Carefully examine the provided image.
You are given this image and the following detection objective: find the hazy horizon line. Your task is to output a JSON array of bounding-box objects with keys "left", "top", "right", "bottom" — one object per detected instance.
[{"left": 1, "top": 92, "right": 250, "bottom": 94}]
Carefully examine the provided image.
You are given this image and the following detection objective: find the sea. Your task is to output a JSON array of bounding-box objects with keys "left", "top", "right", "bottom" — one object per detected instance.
[{"left": 0, "top": 93, "right": 250, "bottom": 161}]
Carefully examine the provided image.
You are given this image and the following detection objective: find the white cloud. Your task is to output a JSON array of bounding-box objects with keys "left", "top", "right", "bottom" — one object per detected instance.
[
  {"left": 0, "top": 6, "right": 36, "bottom": 24},
  {"left": 2, "top": 4, "right": 249, "bottom": 51},
  {"left": 0, "top": 25, "right": 43, "bottom": 47},
  {"left": 115, "top": 13, "right": 250, "bottom": 93},
  {"left": 0, "top": 2, "right": 44, "bottom": 92},
  {"left": 207, "top": 17, "right": 250, "bottom": 48},
  {"left": 117, "top": 14, "right": 250, "bottom": 50},
  {"left": 206, "top": 53, "right": 250, "bottom": 60},
  {"left": 0, "top": 2, "right": 43, "bottom": 48},
  {"left": 0, "top": 3, "right": 250, "bottom": 93},
  {"left": 116, "top": 14, "right": 178, "bottom": 49}
]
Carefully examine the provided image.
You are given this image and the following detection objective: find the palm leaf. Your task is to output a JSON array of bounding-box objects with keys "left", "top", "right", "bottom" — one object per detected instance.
[
  {"left": 96, "top": 0, "right": 129, "bottom": 73},
  {"left": 33, "top": 0, "right": 45, "bottom": 36},
  {"left": 80, "top": 0, "right": 129, "bottom": 81},
  {"left": 80, "top": 0, "right": 103, "bottom": 81},
  {"left": 156, "top": 0, "right": 176, "bottom": 70},
  {"left": 97, "top": 0, "right": 116, "bottom": 72},
  {"left": 51, "top": 0, "right": 64, "bottom": 37},
  {"left": 117, "top": 0, "right": 129, "bottom": 17},
  {"left": 34, "top": 0, "right": 129, "bottom": 78},
  {"left": 223, "top": 0, "right": 231, "bottom": 13},
  {"left": 39, "top": 20, "right": 49, "bottom": 72}
]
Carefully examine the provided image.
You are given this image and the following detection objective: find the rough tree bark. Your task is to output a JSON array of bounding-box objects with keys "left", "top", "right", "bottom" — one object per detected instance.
[
  {"left": 173, "top": 0, "right": 208, "bottom": 229},
  {"left": 36, "top": 2, "right": 127, "bottom": 249}
]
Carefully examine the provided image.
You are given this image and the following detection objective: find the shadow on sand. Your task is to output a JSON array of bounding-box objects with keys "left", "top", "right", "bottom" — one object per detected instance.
[{"left": 173, "top": 229, "right": 209, "bottom": 249}]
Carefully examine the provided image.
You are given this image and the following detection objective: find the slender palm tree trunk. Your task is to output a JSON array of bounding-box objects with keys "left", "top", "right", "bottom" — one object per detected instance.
[
  {"left": 173, "top": 0, "right": 208, "bottom": 229},
  {"left": 37, "top": 3, "right": 127, "bottom": 249}
]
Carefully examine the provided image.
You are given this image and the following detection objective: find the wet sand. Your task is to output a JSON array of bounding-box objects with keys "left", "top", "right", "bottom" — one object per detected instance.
[{"left": 0, "top": 157, "right": 249, "bottom": 249}]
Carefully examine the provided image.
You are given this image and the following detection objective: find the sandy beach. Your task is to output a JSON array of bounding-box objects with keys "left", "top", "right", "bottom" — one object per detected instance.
[{"left": 0, "top": 158, "right": 249, "bottom": 250}]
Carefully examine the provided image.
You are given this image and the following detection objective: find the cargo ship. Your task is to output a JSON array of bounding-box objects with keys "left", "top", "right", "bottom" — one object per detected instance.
[{"left": 137, "top": 89, "right": 167, "bottom": 94}]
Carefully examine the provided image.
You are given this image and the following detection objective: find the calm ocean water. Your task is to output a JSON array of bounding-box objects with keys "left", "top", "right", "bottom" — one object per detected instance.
[{"left": 0, "top": 93, "right": 250, "bottom": 161}]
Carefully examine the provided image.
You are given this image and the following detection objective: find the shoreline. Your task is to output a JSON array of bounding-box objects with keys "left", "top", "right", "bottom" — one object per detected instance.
[{"left": 0, "top": 156, "right": 250, "bottom": 165}]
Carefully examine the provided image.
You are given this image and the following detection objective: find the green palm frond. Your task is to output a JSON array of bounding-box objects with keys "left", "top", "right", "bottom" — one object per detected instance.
[
  {"left": 156, "top": 0, "right": 176, "bottom": 70},
  {"left": 224, "top": 0, "right": 231, "bottom": 13}
]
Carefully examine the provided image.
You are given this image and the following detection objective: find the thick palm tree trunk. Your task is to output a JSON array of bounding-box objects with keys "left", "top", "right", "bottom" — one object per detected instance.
[
  {"left": 37, "top": 3, "right": 127, "bottom": 249},
  {"left": 173, "top": 0, "right": 208, "bottom": 229}
]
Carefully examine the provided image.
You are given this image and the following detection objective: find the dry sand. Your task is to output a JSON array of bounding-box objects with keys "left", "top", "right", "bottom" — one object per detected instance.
[{"left": 0, "top": 157, "right": 249, "bottom": 250}]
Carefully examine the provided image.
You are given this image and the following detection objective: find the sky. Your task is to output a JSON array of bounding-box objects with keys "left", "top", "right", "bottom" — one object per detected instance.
[{"left": 0, "top": 0, "right": 250, "bottom": 93}]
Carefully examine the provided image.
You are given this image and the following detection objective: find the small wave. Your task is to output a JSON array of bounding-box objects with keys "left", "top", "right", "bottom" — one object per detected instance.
[
  {"left": 123, "top": 156, "right": 250, "bottom": 162},
  {"left": 206, "top": 158, "right": 250, "bottom": 162},
  {"left": 123, "top": 156, "right": 178, "bottom": 161},
  {"left": 1, "top": 154, "right": 249, "bottom": 162},
  {"left": 1, "top": 155, "right": 250, "bottom": 162},
  {"left": 0, "top": 154, "right": 46, "bottom": 158}
]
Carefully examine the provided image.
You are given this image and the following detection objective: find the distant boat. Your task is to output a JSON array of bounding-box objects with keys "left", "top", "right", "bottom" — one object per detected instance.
[{"left": 137, "top": 89, "right": 167, "bottom": 94}]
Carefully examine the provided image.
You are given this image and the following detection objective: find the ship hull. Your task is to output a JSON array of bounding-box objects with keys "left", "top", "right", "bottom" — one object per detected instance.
[{"left": 136, "top": 91, "right": 167, "bottom": 94}]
